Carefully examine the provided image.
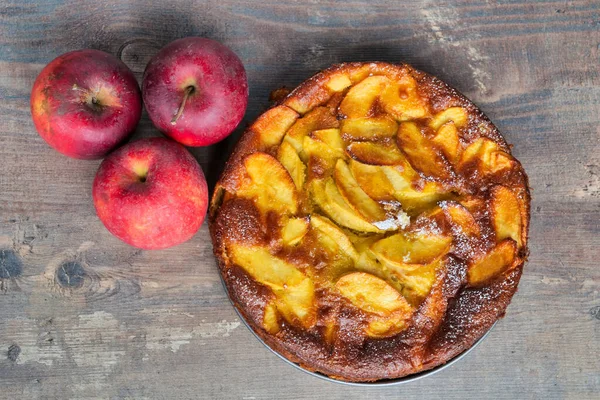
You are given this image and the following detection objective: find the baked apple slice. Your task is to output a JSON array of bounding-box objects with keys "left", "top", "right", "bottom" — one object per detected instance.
[
  {"left": 429, "top": 107, "right": 468, "bottom": 131},
  {"left": 276, "top": 277, "right": 316, "bottom": 329},
  {"left": 459, "top": 138, "right": 516, "bottom": 176},
  {"left": 442, "top": 201, "right": 481, "bottom": 236},
  {"left": 382, "top": 165, "right": 453, "bottom": 214},
  {"left": 380, "top": 74, "right": 429, "bottom": 121},
  {"left": 370, "top": 231, "right": 451, "bottom": 272},
  {"left": 277, "top": 141, "right": 306, "bottom": 190},
  {"left": 349, "top": 160, "right": 396, "bottom": 201},
  {"left": 339, "top": 76, "right": 390, "bottom": 118},
  {"left": 333, "top": 159, "right": 387, "bottom": 222},
  {"left": 335, "top": 272, "right": 413, "bottom": 337},
  {"left": 490, "top": 185, "right": 523, "bottom": 247},
  {"left": 340, "top": 116, "right": 398, "bottom": 141},
  {"left": 236, "top": 152, "right": 298, "bottom": 215},
  {"left": 281, "top": 217, "right": 309, "bottom": 246},
  {"left": 346, "top": 141, "right": 405, "bottom": 166},
  {"left": 303, "top": 135, "right": 345, "bottom": 178},
  {"left": 429, "top": 113, "right": 464, "bottom": 164},
  {"left": 253, "top": 105, "right": 299, "bottom": 147},
  {"left": 397, "top": 122, "right": 450, "bottom": 179},
  {"left": 432, "top": 123, "right": 461, "bottom": 164},
  {"left": 310, "top": 178, "right": 382, "bottom": 233},
  {"left": 392, "top": 258, "right": 443, "bottom": 307},
  {"left": 230, "top": 244, "right": 316, "bottom": 328},
  {"left": 283, "top": 106, "right": 338, "bottom": 153},
  {"left": 262, "top": 301, "right": 280, "bottom": 334},
  {"left": 310, "top": 215, "right": 359, "bottom": 261},
  {"left": 325, "top": 72, "right": 352, "bottom": 92},
  {"left": 311, "top": 128, "right": 344, "bottom": 151},
  {"left": 468, "top": 239, "right": 517, "bottom": 286}
]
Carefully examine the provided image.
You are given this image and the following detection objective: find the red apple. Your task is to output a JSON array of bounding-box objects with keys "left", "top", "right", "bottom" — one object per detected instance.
[
  {"left": 142, "top": 37, "right": 248, "bottom": 147},
  {"left": 92, "top": 137, "right": 208, "bottom": 249},
  {"left": 31, "top": 49, "right": 142, "bottom": 159}
]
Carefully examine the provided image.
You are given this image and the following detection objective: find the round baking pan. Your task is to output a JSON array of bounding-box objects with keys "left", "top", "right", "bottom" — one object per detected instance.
[{"left": 219, "top": 275, "right": 496, "bottom": 386}]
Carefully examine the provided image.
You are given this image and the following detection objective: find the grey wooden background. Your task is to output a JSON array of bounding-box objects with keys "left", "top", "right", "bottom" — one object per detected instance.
[{"left": 0, "top": 1, "right": 599, "bottom": 399}]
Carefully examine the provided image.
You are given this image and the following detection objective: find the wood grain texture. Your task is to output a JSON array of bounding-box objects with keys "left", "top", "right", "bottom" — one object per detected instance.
[{"left": 0, "top": 0, "right": 598, "bottom": 399}]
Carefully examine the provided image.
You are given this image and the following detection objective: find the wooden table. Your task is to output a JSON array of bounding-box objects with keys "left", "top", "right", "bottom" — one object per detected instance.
[{"left": 1, "top": 1, "right": 598, "bottom": 399}]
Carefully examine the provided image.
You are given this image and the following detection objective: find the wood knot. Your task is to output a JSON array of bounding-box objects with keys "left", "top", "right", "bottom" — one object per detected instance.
[
  {"left": 0, "top": 249, "right": 23, "bottom": 279},
  {"left": 590, "top": 306, "right": 600, "bottom": 321},
  {"left": 55, "top": 261, "right": 86, "bottom": 289},
  {"left": 7, "top": 344, "right": 20, "bottom": 362}
]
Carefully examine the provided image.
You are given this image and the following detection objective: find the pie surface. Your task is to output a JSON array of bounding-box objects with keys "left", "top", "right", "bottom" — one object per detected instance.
[{"left": 209, "top": 62, "right": 530, "bottom": 382}]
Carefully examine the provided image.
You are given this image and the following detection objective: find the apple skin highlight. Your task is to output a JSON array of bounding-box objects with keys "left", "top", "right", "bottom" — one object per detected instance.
[
  {"left": 142, "top": 37, "right": 248, "bottom": 147},
  {"left": 31, "top": 49, "right": 142, "bottom": 159},
  {"left": 93, "top": 137, "right": 208, "bottom": 249}
]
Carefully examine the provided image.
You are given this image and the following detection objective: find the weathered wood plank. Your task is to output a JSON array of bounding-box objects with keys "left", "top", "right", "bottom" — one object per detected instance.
[{"left": 0, "top": 0, "right": 599, "bottom": 399}]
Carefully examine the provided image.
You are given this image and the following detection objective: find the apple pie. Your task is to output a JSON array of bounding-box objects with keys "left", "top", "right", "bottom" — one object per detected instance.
[{"left": 209, "top": 62, "right": 530, "bottom": 382}]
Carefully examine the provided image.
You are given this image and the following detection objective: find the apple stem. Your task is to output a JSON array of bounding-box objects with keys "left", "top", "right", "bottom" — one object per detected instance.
[{"left": 171, "top": 86, "right": 195, "bottom": 125}]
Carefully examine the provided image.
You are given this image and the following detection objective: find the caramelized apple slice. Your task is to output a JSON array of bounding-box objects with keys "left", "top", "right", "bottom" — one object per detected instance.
[
  {"left": 303, "top": 136, "right": 345, "bottom": 178},
  {"left": 284, "top": 84, "right": 332, "bottom": 115},
  {"left": 382, "top": 166, "right": 453, "bottom": 213},
  {"left": 276, "top": 278, "right": 316, "bottom": 328},
  {"left": 310, "top": 179, "right": 382, "bottom": 233},
  {"left": 399, "top": 182, "right": 455, "bottom": 214},
  {"left": 339, "top": 76, "right": 391, "bottom": 118},
  {"left": 349, "top": 160, "right": 395, "bottom": 201},
  {"left": 490, "top": 186, "right": 523, "bottom": 247},
  {"left": 336, "top": 272, "right": 411, "bottom": 315},
  {"left": 236, "top": 152, "right": 298, "bottom": 215},
  {"left": 311, "top": 128, "right": 344, "bottom": 151},
  {"left": 253, "top": 105, "right": 299, "bottom": 147},
  {"left": 380, "top": 165, "right": 417, "bottom": 192},
  {"left": 370, "top": 232, "right": 451, "bottom": 272},
  {"left": 397, "top": 122, "right": 450, "bottom": 179},
  {"left": 380, "top": 74, "right": 429, "bottom": 121},
  {"left": 340, "top": 117, "right": 398, "bottom": 141},
  {"left": 277, "top": 141, "right": 306, "bottom": 190},
  {"left": 336, "top": 272, "right": 413, "bottom": 337},
  {"left": 283, "top": 106, "right": 338, "bottom": 153},
  {"left": 432, "top": 123, "right": 461, "bottom": 164},
  {"left": 263, "top": 301, "right": 280, "bottom": 334},
  {"left": 429, "top": 107, "right": 468, "bottom": 131},
  {"left": 281, "top": 217, "right": 309, "bottom": 246},
  {"left": 442, "top": 201, "right": 480, "bottom": 236},
  {"left": 392, "top": 258, "right": 442, "bottom": 307},
  {"left": 310, "top": 215, "right": 359, "bottom": 261},
  {"left": 325, "top": 72, "right": 352, "bottom": 92},
  {"left": 337, "top": 237, "right": 392, "bottom": 282},
  {"left": 348, "top": 64, "right": 373, "bottom": 83},
  {"left": 468, "top": 239, "right": 517, "bottom": 286},
  {"left": 459, "top": 138, "right": 516, "bottom": 176},
  {"left": 230, "top": 245, "right": 315, "bottom": 328},
  {"left": 334, "top": 159, "right": 387, "bottom": 222},
  {"left": 366, "top": 316, "right": 408, "bottom": 338},
  {"left": 230, "top": 245, "right": 306, "bottom": 287},
  {"left": 355, "top": 248, "right": 386, "bottom": 277},
  {"left": 322, "top": 318, "right": 338, "bottom": 344},
  {"left": 346, "top": 141, "right": 405, "bottom": 165}
]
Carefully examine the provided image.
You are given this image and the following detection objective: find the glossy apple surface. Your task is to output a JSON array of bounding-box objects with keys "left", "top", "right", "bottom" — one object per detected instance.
[
  {"left": 92, "top": 137, "right": 208, "bottom": 249},
  {"left": 142, "top": 37, "right": 248, "bottom": 147},
  {"left": 30, "top": 49, "right": 142, "bottom": 159}
]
